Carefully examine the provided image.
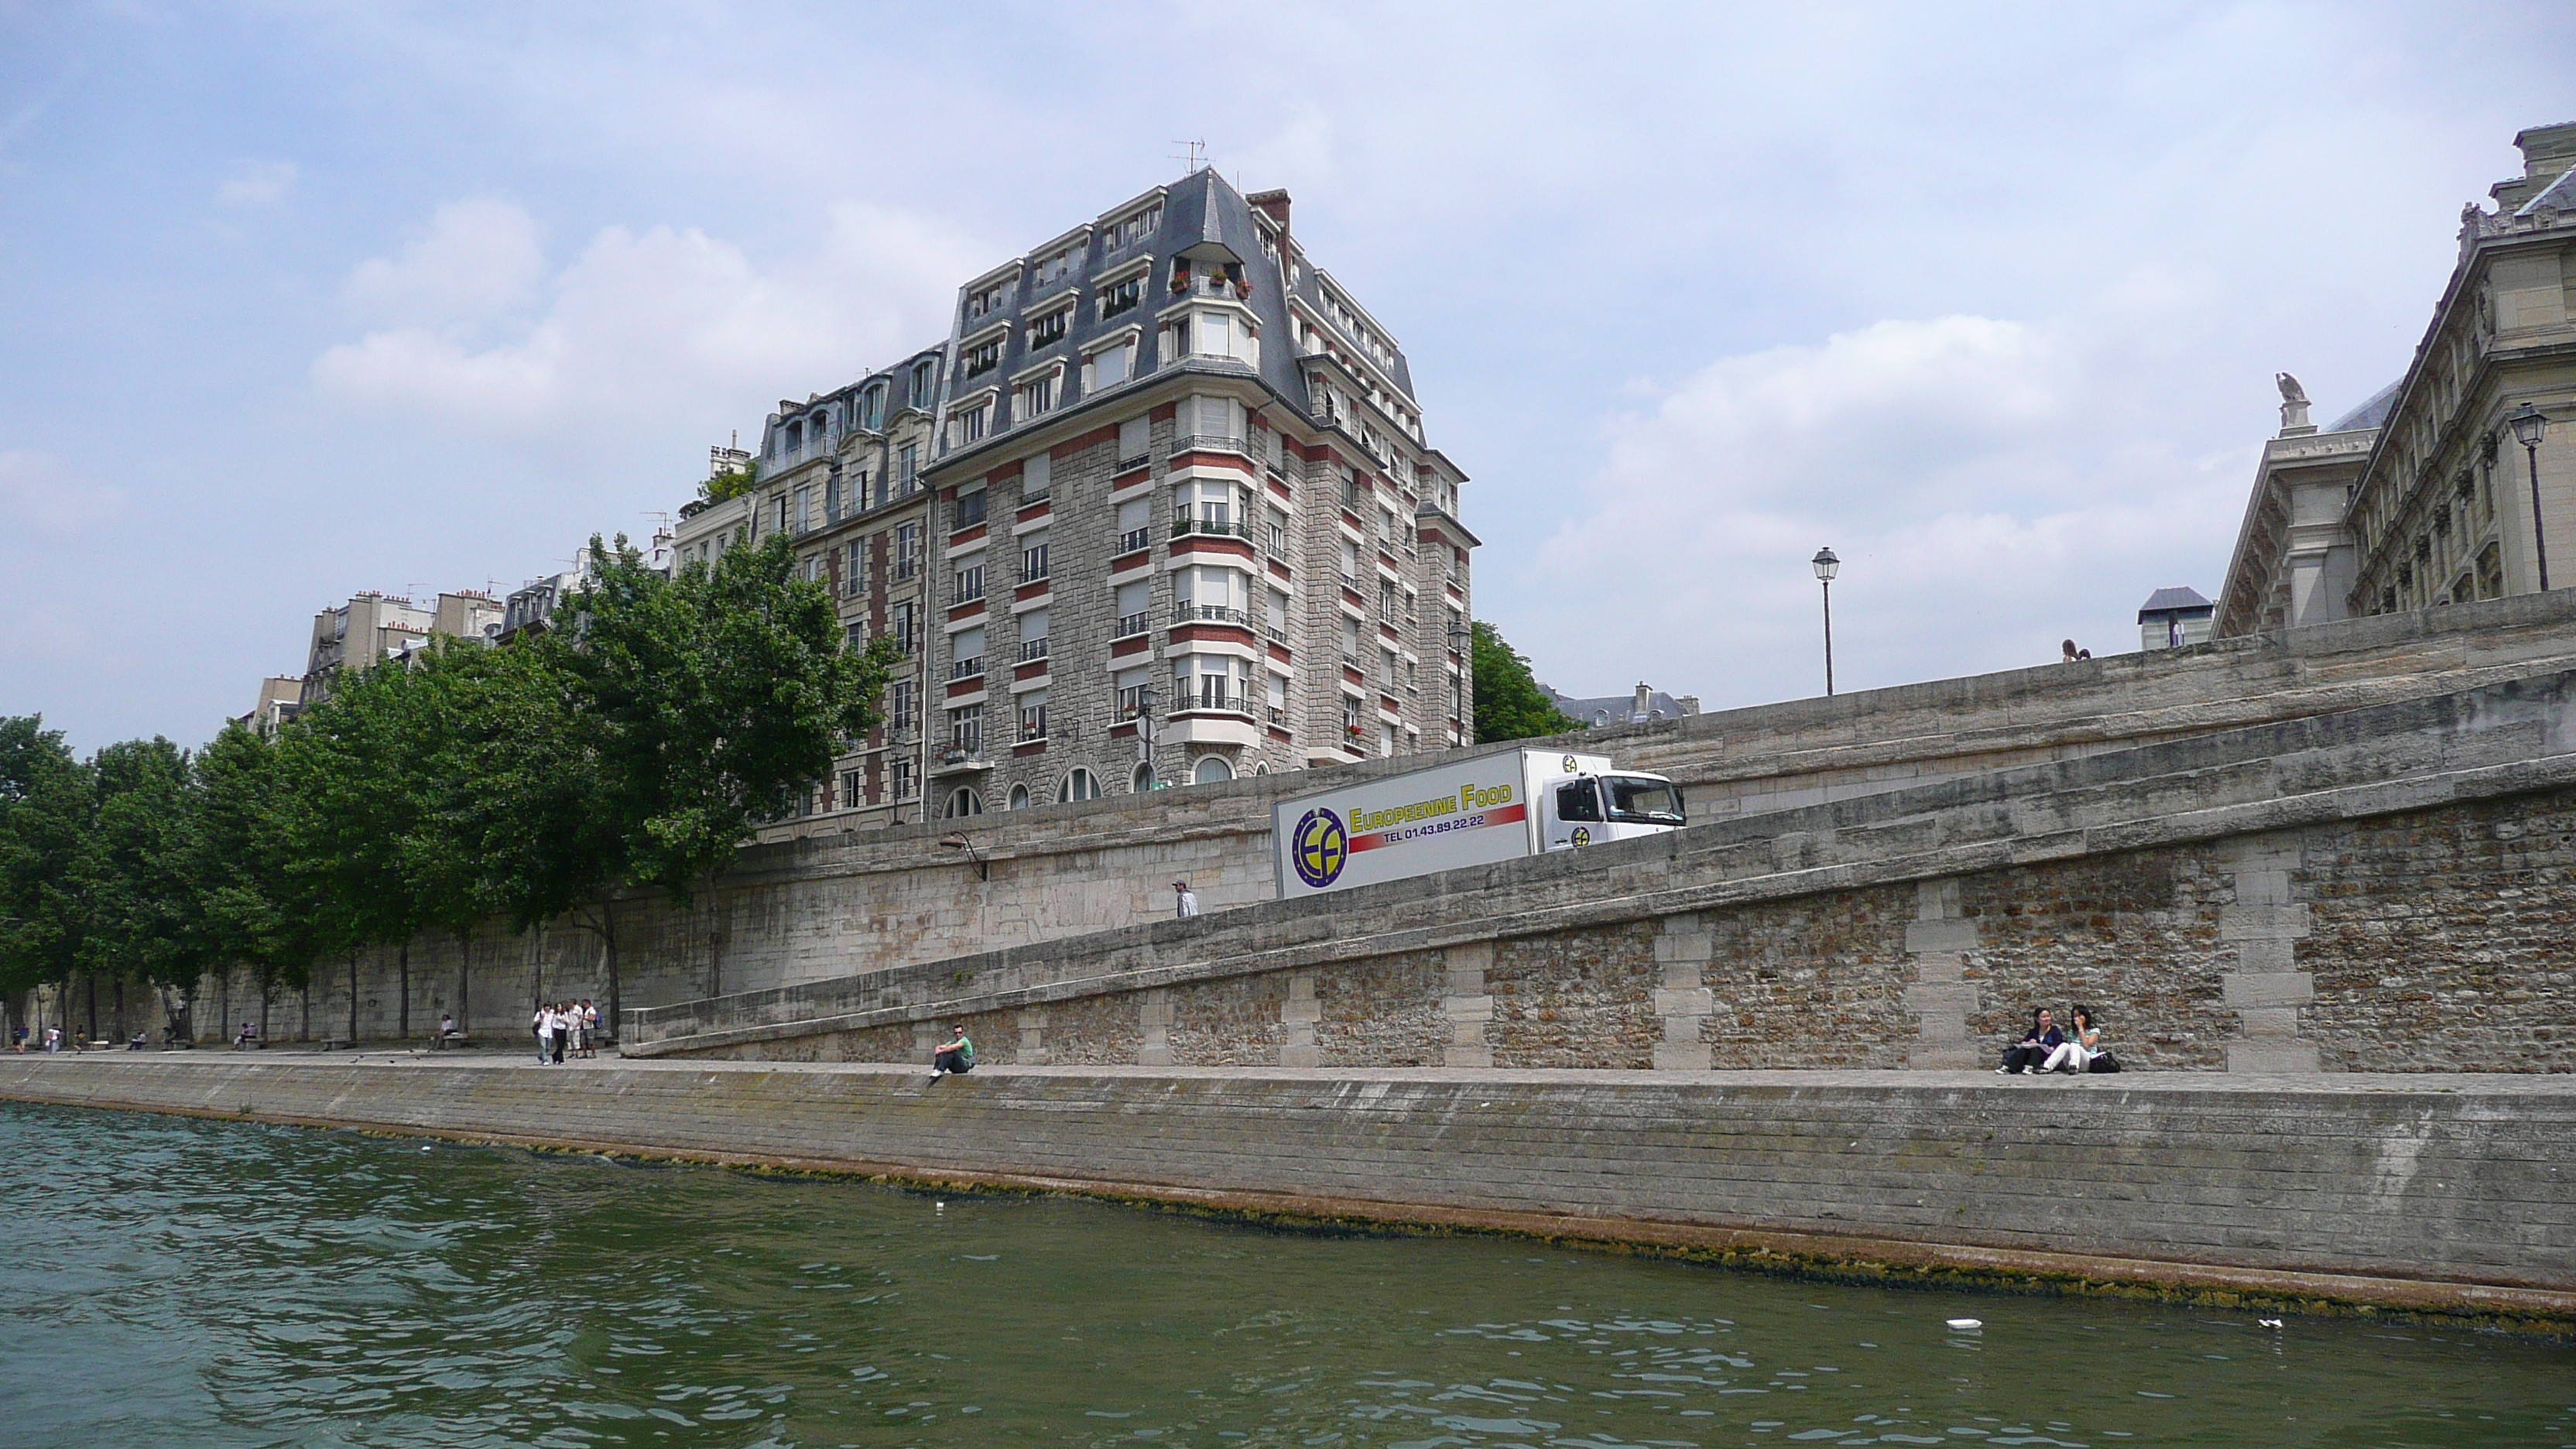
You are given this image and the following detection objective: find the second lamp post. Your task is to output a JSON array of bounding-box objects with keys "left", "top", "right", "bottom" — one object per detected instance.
[{"left": 1811, "top": 546, "right": 1840, "bottom": 696}]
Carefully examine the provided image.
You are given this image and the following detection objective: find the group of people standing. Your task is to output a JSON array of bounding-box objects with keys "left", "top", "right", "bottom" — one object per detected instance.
[
  {"left": 1997, "top": 1005, "right": 2115, "bottom": 1075},
  {"left": 531, "top": 1001, "right": 599, "bottom": 1064}
]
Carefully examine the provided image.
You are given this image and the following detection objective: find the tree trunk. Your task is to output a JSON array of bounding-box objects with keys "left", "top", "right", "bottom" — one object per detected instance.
[
  {"left": 457, "top": 933, "right": 471, "bottom": 1036},
  {"left": 601, "top": 899, "right": 620, "bottom": 1050},
  {"left": 258, "top": 972, "right": 271, "bottom": 1043},
  {"left": 348, "top": 953, "right": 360, "bottom": 1042},
  {"left": 398, "top": 944, "right": 409, "bottom": 1039},
  {"left": 85, "top": 971, "right": 98, "bottom": 1040},
  {"left": 300, "top": 978, "right": 310, "bottom": 1042}
]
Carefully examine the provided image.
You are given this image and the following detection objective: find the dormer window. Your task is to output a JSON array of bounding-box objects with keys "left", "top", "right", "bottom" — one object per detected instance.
[
  {"left": 859, "top": 383, "right": 886, "bottom": 431},
  {"left": 1104, "top": 205, "right": 1161, "bottom": 252},
  {"left": 910, "top": 360, "right": 937, "bottom": 409},
  {"left": 965, "top": 279, "right": 1011, "bottom": 322},
  {"left": 1035, "top": 248, "right": 1075, "bottom": 287},
  {"left": 1100, "top": 274, "right": 1142, "bottom": 318},
  {"left": 963, "top": 337, "right": 1002, "bottom": 379},
  {"left": 1026, "top": 307, "right": 1070, "bottom": 350}
]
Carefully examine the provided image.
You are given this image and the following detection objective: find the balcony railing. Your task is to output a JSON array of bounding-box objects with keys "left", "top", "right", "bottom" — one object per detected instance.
[
  {"left": 1173, "top": 604, "right": 1252, "bottom": 628},
  {"left": 1268, "top": 706, "right": 1288, "bottom": 724},
  {"left": 1115, "top": 611, "right": 1149, "bottom": 639},
  {"left": 1118, "top": 526, "right": 1152, "bottom": 554},
  {"left": 950, "top": 656, "right": 983, "bottom": 681},
  {"left": 1117, "top": 452, "right": 1152, "bottom": 473},
  {"left": 1018, "top": 563, "right": 1050, "bottom": 584},
  {"left": 1172, "top": 516, "right": 1255, "bottom": 542},
  {"left": 892, "top": 559, "right": 918, "bottom": 581},
  {"left": 1170, "top": 433, "right": 1251, "bottom": 457},
  {"left": 1266, "top": 624, "right": 1288, "bottom": 644},
  {"left": 1018, "top": 637, "right": 1049, "bottom": 663}
]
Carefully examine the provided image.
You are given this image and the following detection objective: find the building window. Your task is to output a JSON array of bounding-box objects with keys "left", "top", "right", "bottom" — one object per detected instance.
[
  {"left": 1118, "top": 498, "right": 1152, "bottom": 555},
  {"left": 844, "top": 622, "right": 867, "bottom": 653},
  {"left": 1193, "top": 755, "right": 1234, "bottom": 785},
  {"left": 951, "top": 626, "right": 984, "bottom": 680},
  {"left": 845, "top": 540, "right": 868, "bottom": 594},
  {"left": 889, "top": 677, "right": 916, "bottom": 731},
  {"left": 839, "top": 769, "right": 863, "bottom": 806},
  {"left": 965, "top": 280, "right": 1009, "bottom": 322},
  {"left": 1027, "top": 307, "right": 1069, "bottom": 349},
  {"left": 1060, "top": 768, "right": 1100, "bottom": 802},
  {"left": 1086, "top": 337, "right": 1132, "bottom": 390},
  {"left": 891, "top": 605, "right": 916, "bottom": 660},
  {"left": 1100, "top": 274, "right": 1142, "bottom": 318},
  {"left": 1023, "top": 452, "right": 1051, "bottom": 501},
  {"left": 1266, "top": 512, "right": 1287, "bottom": 558},
  {"left": 1115, "top": 580, "right": 1150, "bottom": 638},
  {"left": 963, "top": 337, "right": 1002, "bottom": 379},
  {"left": 953, "top": 401, "right": 991, "bottom": 446},
  {"left": 910, "top": 361, "right": 937, "bottom": 410},
  {"left": 1017, "top": 371, "right": 1057, "bottom": 418},
  {"left": 1009, "top": 783, "right": 1029, "bottom": 809},
  {"left": 894, "top": 522, "right": 920, "bottom": 579},
  {"left": 1132, "top": 762, "right": 1156, "bottom": 793},
  {"left": 1035, "top": 248, "right": 1074, "bottom": 287},
  {"left": 1020, "top": 537, "right": 1050, "bottom": 584},
  {"left": 859, "top": 384, "right": 886, "bottom": 431},
  {"left": 944, "top": 786, "right": 983, "bottom": 818},
  {"left": 898, "top": 444, "right": 919, "bottom": 492},
  {"left": 955, "top": 491, "right": 988, "bottom": 530},
  {"left": 1116, "top": 666, "right": 1150, "bottom": 722},
  {"left": 1105, "top": 206, "right": 1160, "bottom": 252},
  {"left": 954, "top": 562, "right": 985, "bottom": 603},
  {"left": 892, "top": 758, "right": 916, "bottom": 803},
  {"left": 950, "top": 704, "right": 983, "bottom": 755},
  {"left": 1018, "top": 694, "right": 1047, "bottom": 742},
  {"left": 1019, "top": 608, "right": 1050, "bottom": 660}
]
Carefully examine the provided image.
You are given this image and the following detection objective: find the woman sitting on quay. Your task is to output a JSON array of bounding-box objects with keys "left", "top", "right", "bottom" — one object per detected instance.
[{"left": 2043, "top": 1005, "right": 2107, "bottom": 1074}]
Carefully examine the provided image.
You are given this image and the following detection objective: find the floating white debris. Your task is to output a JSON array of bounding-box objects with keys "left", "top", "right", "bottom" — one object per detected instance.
[
  {"left": 1946, "top": 1318, "right": 1982, "bottom": 1331},
  {"left": 2258, "top": 1318, "right": 2283, "bottom": 1329}
]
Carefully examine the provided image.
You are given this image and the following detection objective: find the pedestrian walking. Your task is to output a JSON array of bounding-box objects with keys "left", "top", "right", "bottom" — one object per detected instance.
[
  {"left": 1173, "top": 880, "right": 1199, "bottom": 919},
  {"left": 533, "top": 1005, "right": 550, "bottom": 1064}
]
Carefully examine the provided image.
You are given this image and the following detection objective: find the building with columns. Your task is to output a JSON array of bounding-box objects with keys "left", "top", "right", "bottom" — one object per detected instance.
[
  {"left": 2218, "top": 122, "right": 2576, "bottom": 637},
  {"left": 687, "top": 170, "right": 1475, "bottom": 833}
]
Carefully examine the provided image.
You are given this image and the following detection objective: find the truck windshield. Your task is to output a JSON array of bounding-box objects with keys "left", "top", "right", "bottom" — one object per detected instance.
[{"left": 1605, "top": 776, "right": 1685, "bottom": 825}]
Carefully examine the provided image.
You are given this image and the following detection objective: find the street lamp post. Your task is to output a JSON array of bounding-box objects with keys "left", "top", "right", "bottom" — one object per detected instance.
[
  {"left": 1810, "top": 546, "right": 1841, "bottom": 697},
  {"left": 2509, "top": 402, "right": 2551, "bottom": 593}
]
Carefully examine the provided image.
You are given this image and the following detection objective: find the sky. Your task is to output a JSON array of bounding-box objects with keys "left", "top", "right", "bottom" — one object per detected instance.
[{"left": 3, "top": 1, "right": 2572, "bottom": 751}]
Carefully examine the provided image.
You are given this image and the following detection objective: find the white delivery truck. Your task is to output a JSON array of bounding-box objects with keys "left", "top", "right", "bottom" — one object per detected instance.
[{"left": 1273, "top": 748, "right": 1687, "bottom": 901}]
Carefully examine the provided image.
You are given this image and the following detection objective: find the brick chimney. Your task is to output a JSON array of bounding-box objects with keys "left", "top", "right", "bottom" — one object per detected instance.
[{"left": 1247, "top": 189, "right": 1292, "bottom": 233}]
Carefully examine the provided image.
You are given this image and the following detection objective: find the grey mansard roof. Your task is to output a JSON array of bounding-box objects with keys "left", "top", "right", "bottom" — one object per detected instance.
[
  {"left": 2328, "top": 380, "right": 2400, "bottom": 433},
  {"left": 2137, "top": 586, "right": 2213, "bottom": 616}
]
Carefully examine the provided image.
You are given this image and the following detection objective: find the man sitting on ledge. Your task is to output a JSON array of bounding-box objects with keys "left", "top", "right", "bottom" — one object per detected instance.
[
  {"left": 232, "top": 1022, "right": 259, "bottom": 1051},
  {"left": 929, "top": 1024, "right": 975, "bottom": 1081}
]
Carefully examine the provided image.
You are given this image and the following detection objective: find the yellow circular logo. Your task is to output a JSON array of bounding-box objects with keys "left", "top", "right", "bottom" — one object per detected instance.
[
  {"left": 1292, "top": 807, "right": 1348, "bottom": 888},
  {"left": 1571, "top": 826, "right": 1591, "bottom": 847}
]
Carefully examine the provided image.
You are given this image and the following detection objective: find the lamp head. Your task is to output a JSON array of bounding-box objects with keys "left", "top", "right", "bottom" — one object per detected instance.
[
  {"left": 2509, "top": 402, "right": 2548, "bottom": 450},
  {"left": 938, "top": 833, "right": 969, "bottom": 851},
  {"left": 1810, "top": 546, "right": 1841, "bottom": 583}
]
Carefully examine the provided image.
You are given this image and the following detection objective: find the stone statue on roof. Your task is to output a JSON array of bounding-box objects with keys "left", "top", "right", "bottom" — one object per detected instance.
[
  {"left": 2276, "top": 372, "right": 2309, "bottom": 406},
  {"left": 2276, "top": 372, "right": 2314, "bottom": 436}
]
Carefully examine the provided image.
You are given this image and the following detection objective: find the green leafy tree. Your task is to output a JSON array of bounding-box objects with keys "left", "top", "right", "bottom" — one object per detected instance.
[
  {"left": 71, "top": 738, "right": 202, "bottom": 995},
  {"left": 273, "top": 660, "right": 433, "bottom": 1016},
  {"left": 0, "top": 717, "right": 93, "bottom": 1016},
  {"left": 526, "top": 531, "right": 899, "bottom": 1022},
  {"left": 696, "top": 458, "right": 758, "bottom": 505},
  {"left": 1470, "top": 621, "right": 1580, "bottom": 745},
  {"left": 188, "top": 722, "right": 311, "bottom": 1036}
]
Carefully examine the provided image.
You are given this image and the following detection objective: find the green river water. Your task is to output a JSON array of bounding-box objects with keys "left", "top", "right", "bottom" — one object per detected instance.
[{"left": 0, "top": 1101, "right": 2566, "bottom": 1448}]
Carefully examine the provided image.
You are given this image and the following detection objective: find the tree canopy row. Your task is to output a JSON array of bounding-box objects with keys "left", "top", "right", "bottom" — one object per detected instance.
[{"left": 0, "top": 533, "right": 896, "bottom": 1036}]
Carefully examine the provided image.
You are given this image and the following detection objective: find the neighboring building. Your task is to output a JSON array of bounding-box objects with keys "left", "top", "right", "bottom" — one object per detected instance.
[
  {"left": 731, "top": 170, "right": 1476, "bottom": 833},
  {"left": 237, "top": 677, "right": 302, "bottom": 738},
  {"left": 2138, "top": 587, "right": 2215, "bottom": 651},
  {"left": 1546, "top": 682, "right": 1701, "bottom": 731},
  {"left": 2216, "top": 122, "right": 2576, "bottom": 635},
  {"left": 298, "top": 589, "right": 500, "bottom": 704},
  {"left": 2211, "top": 376, "right": 2389, "bottom": 637}
]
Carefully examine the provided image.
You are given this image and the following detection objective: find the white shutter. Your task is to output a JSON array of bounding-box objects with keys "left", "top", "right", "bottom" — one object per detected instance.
[
  {"left": 1021, "top": 608, "right": 1049, "bottom": 640},
  {"left": 1116, "top": 581, "right": 1149, "bottom": 615},
  {"left": 1024, "top": 453, "right": 1050, "bottom": 493},
  {"left": 1118, "top": 416, "right": 1149, "bottom": 460}
]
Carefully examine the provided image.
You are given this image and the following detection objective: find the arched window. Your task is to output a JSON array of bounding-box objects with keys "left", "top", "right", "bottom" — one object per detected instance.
[
  {"left": 1253, "top": 762, "right": 1269, "bottom": 776},
  {"left": 943, "top": 787, "right": 983, "bottom": 818},
  {"left": 1060, "top": 768, "right": 1101, "bottom": 803},
  {"left": 1192, "top": 755, "right": 1234, "bottom": 785},
  {"left": 1132, "top": 762, "right": 1157, "bottom": 794},
  {"left": 1008, "top": 783, "right": 1029, "bottom": 810}
]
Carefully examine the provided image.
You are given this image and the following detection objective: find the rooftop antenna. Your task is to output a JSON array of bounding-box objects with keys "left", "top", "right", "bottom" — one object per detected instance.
[{"left": 1170, "top": 138, "right": 1208, "bottom": 174}]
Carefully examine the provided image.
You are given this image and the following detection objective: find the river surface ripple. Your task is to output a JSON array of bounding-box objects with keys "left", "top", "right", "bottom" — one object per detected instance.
[{"left": 0, "top": 1101, "right": 2567, "bottom": 1447}]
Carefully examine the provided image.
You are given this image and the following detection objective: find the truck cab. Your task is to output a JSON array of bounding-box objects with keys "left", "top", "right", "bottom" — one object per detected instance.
[{"left": 1536, "top": 760, "right": 1687, "bottom": 851}]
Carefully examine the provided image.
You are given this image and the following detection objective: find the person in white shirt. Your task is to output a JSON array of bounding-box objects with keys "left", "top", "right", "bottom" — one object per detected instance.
[
  {"left": 533, "top": 1006, "right": 551, "bottom": 1064},
  {"left": 1173, "top": 881, "right": 1199, "bottom": 919},
  {"left": 2043, "top": 1005, "right": 2105, "bottom": 1075}
]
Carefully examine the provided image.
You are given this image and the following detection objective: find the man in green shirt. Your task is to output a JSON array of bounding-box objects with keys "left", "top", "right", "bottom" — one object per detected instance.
[{"left": 930, "top": 1024, "right": 975, "bottom": 1079}]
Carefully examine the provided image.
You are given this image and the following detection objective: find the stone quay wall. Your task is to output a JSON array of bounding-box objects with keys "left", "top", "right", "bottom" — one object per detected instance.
[
  {"left": 2, "top": 1056, "right": 2567, "bottom": 1323},
  {"left": 629, "top": 668, "right": 2576, "bottom": 1074},
  {"left": 51, "top": 589, "right": 2571, "bottom": 1050}
]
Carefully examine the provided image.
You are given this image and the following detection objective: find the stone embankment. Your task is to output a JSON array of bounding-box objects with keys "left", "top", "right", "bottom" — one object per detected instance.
[
  {"left": 49, "top": 588, "right": 2576, "bottom": 1051},
  {"left": 627, "top": 666, "right": 2576, "bottom": 1073},
  {"left": 3, "top": 1053, "right": 2567, "bottom": 1327}
]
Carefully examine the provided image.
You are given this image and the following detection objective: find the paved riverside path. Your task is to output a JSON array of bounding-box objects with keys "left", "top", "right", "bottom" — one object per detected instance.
[{"left": 5, "top": 1051, "right": 2571, "bottom": 1326}]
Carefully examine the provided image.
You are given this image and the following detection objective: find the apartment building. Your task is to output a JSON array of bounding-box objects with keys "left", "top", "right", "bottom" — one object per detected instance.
[
  {"left": 296, "top": 588, "right": 502, "bottom": 706},
  {"left": 676, "top": 348, "right": 951, "bottom": 827},
  {"left": 721, "top": 169, "right": 1477, "bottom": 831}
]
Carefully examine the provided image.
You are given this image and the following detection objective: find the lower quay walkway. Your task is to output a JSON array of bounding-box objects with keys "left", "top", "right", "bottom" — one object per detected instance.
[{"left": 5, "top": 1050, "right": 2568, "bottom": 1331}]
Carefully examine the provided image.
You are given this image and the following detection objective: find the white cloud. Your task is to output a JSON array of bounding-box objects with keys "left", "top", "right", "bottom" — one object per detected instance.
[
  {"left": 216, "top": 158, "right": 297, "bottom": 206},
  {"left": 340, "top": 194, "right": 545, "bottom": 330},
  {"left": 312, "top": 199, "right": 977, "bottom": 433},
  {"left": 1526, "top": 314, "right": 2245, "bottom": 705},
  {"left": 0, "top": 450, "right": 123, "bottom": 535}
]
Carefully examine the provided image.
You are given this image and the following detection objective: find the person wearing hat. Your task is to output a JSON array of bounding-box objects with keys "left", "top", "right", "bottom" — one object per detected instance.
[{"left": 1173, "top": 880, "right": 1200, "bottom": 919}]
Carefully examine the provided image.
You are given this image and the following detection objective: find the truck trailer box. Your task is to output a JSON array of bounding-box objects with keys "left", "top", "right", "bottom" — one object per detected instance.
[{"left": 1272, "top": 748, "right": 1681, "bottom": 901}]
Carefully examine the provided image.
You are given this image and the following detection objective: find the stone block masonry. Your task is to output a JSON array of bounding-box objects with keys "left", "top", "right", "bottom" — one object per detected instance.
[
  {"left": 111, "top": 589, "right": 2576, "bottom": 1051},
  {"left": 3, "top": 1056, "right": 2569, "bottom": 1326},
  {"left": 633, "top": 666, "right": 2576, "bottom": 1075}
]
